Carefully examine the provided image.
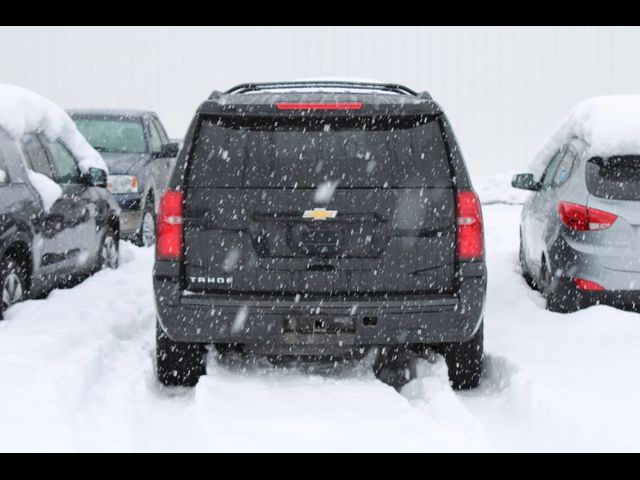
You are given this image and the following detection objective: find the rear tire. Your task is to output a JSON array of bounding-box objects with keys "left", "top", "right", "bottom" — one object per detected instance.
[
  {"left": 541, "top": 260, "right": 579, "bottom": 313},
  {"left": 437, "top": 323, "right": 484, "bottom": 390},
  {"left": 1, "top": 257, "right": 27, "bottom": 319},
  {"left": 156, "top": 321, "right": 207, "bottom": 387},
  {"left": 520, "top": 235, "right": 537, "bottom": 290},
  {"left": 98, "top": 229, "right": 119, "bottom": 270},
  {"left": 373, "top": 347, "right": 419, "bottom": 390},
  {"left": 134, "top": 200, "right": 156, "bottom": 247}
]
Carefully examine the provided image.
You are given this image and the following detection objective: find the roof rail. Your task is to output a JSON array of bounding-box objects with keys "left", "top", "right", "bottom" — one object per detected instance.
[{"left": 221, "top": 81, "right": 419, "bottom": 97}]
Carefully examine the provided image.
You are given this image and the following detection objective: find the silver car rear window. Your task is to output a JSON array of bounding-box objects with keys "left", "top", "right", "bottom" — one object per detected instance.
[{"left": 586, "top": 156, "right": 640, "bottom": 201}]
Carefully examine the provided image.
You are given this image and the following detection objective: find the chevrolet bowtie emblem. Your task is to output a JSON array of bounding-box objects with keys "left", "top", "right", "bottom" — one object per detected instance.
[{"left": 303, "top": 208, "right": 338, "bottom": 221}]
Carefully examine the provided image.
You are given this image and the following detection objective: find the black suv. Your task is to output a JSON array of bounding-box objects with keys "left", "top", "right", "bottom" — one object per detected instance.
[
  {"left": 154, "top": 81, "right": 486, "bottom": 389},
  {"left": 0, "top": 127, "right": 119, "bottom": 320}
]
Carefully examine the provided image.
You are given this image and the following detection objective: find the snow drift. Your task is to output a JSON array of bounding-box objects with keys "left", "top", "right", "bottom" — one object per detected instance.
[
  {"left": 3, "top": 206, "right": 640, "bottom": 451},
  {"left": 530, "top": 95, "right": 640, "bottom": 180},
  {"left": 0, "top": 84, "right": 106, "bottom": 174}
]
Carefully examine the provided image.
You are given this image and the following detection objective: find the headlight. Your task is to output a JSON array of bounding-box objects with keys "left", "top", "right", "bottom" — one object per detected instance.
[{"left": 107, "top": 175, "right": 139, "bottom": 194}]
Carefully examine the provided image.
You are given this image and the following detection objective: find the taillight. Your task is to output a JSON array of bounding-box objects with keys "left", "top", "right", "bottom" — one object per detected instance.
[
  {"left": 574, "top": 278, "right": 606, "bottom": 292},
  {"left": 456, "top": 190, "right": 484, "bottom": 261},
  {"left": 276, "top": 102, "right": 363, "bottom": 111},
  {"left": 157, "top": 190, "right": 184, "bottom": 260},
  {"left": 558, "top": 202, "right": 618, "bottom": 231}
]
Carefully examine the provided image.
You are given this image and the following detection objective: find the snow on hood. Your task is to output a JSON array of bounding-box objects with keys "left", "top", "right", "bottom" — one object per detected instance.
[
  {"left": 0, "top": 84, "right": 107, "bottom": 174},
  {"left": 530, "top": 95, "right": 640, "bottom": 180}
]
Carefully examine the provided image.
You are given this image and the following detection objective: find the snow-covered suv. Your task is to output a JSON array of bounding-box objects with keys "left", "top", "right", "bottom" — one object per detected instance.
[{"left": 153, "top": 81, "right": 486, "bottom": 389}]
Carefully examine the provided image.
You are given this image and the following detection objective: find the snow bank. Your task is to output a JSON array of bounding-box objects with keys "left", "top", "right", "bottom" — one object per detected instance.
[
  {"left": 27, "top": 170, "right": 62, "bottom": 211},
  {"left": 475, "top": 173, "right": 531, "bottom": 205},
  {"left": 530, "top": 95, "right": 640, "bottom": 180},
  {"left": 3, "top": 207, "right": 640, "bottom": 451},
  {"left": 0, "top": 84, "right": 107, "bottom": 174}
]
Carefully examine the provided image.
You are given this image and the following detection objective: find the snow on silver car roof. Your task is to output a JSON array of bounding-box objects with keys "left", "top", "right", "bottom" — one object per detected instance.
[{"left": 530, "top": 95, "right": 640, "bottom": 180}]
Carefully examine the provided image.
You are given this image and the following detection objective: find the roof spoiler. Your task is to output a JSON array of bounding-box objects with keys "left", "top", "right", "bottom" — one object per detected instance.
[{"left": 209, "top": 81, "right": 427, "bottom": 99}]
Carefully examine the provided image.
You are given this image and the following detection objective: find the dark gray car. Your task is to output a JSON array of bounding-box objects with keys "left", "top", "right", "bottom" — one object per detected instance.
[
  {"left": 68, "top": 110, "right": 179, "bottom": 246},
  {"left": 514, "top": 138, "right": 640, "bottom": 312},
  {"left": 1, "top": 127, "right": 119, "bottom": 320}
]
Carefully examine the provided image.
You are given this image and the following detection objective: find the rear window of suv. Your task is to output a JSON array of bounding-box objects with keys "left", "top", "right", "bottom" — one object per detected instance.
[
  {"left": 586, "top": 156, "right": 640, "bottom": 201},
  {"left": 187, "top": 115, "right": 452, "bottom": 189}
]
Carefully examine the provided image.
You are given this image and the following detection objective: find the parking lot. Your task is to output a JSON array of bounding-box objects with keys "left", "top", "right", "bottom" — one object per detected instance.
[{"left": 1, "top": 197, "right": 638, "bottom": 452}]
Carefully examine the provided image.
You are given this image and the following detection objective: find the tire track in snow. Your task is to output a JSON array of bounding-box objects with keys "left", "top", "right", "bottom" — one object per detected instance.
[
  {"left": 188, "top": 353, "right": 491, "bottom": 452},
  {"left": 0, "top": 241, "right": 524, "bottom": 452},
  {"left": 4, "top": 204, "right": 634, "bottom": 451},
  {"left": 0, "top": 244, "right": 156, "bottom": 451}
]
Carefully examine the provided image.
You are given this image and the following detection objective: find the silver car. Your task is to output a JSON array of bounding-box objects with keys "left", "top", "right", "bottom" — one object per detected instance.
[{"left": 514, "top": 138, "right": 640, "bottom": 312}]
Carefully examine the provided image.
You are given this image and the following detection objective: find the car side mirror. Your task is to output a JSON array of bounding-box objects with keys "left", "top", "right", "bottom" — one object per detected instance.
[
  {"left": 0, "top": 168, "right": 7, "bottom": 184},
  {"left": 83, "top": 168, "right": 108, "bottom": 188},
  {"left": 512, "top": 173, "right": 541, "bottom": 191},
  {"left": 157, "top": 142, "right": 180, "bottom": 158}
]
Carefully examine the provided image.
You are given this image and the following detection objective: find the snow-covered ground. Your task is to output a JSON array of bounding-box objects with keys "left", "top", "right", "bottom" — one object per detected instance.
[{"left": 1, "top": 184, "right": 640, "bottom": 452}]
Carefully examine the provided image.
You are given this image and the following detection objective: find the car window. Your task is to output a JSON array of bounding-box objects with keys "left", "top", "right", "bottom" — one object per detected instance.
[
  {"left": 541, "top": 148, "right": 565, "bottom": 189},
  {"left": 0, "top": 151, "right": 9, "bottom": 184},
  {"left": 189, "top": 115, "right": 453, "bottom": 188},
  {"left": 551, "top": 148, "right": 577, "bottom": 189},
  {"left": 152, "top": 118, "right": 169, "bottom": 144},
  {"left": 587, "top": 156, "right": 640, "bottom": 201},
  {"left": 21, "top": 134, "right": 55, "bottom": 178},
  {"left": 149, "top": 120, "right": 164, "bottom": 153},
  {"left": 47, "top": 140, "right": 82, "bottom": 184},
  {"left": 74, "top": 118, "right": 147, "bottom": 154}
]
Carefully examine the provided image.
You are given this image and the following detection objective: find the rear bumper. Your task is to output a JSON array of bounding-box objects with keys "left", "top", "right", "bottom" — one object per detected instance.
[
  {"left": 548, "top": 236, "right": 640, "bottom": 310},
  {"left": 554, "top": 277, "right": 640, "bottom": 311},
  {"left": 583, "top": 291, "right": 640, "bottom": 310},
  {"left": 551, "top": 234, "right": 640, "bottom": 292},
  {"left": 154, "top": 261, "right": 486, "bottom": 351}
]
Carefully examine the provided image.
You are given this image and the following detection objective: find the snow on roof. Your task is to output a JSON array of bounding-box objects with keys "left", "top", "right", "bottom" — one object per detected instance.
[
  {"left": 0, "top": 84, "right": 107, "bottom": 174},
  {"left": 531, "top": 95, "right": 640, "bottom": 180}
]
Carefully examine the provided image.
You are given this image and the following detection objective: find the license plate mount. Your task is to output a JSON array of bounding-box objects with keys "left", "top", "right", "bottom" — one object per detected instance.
[{"left": 284, "top": 316, "right": 356, "bottom": 335}]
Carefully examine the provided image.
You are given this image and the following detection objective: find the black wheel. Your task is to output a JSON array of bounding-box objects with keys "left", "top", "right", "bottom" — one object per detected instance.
[
  {"left": 373, "top": 347, "right": 419, "bottom": 390},
  {"left": 541, "top": 259, "right": 579, "bottom": 313},
  {"left": 98, "top": 229, "right": 119, "bottom": 270},
  {"left": 520, "top": 234, "right": 537, "bottom": 290},
  {"left": 437, "top": 322, "right": 484, "bottom": 390},
  {"left": 134, "top": 200, "right": 156, "bottom": 247},
  {"left": 1, "top": 257, "right": 27, "bottom": 318},
  {"left": 156, "top": 321, "right": 207, "bottom": 387}
]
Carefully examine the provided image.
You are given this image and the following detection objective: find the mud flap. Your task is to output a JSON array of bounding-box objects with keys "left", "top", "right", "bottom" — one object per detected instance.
[{"left": 373, "top": 346, "right": 420, "bottom": 390}]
